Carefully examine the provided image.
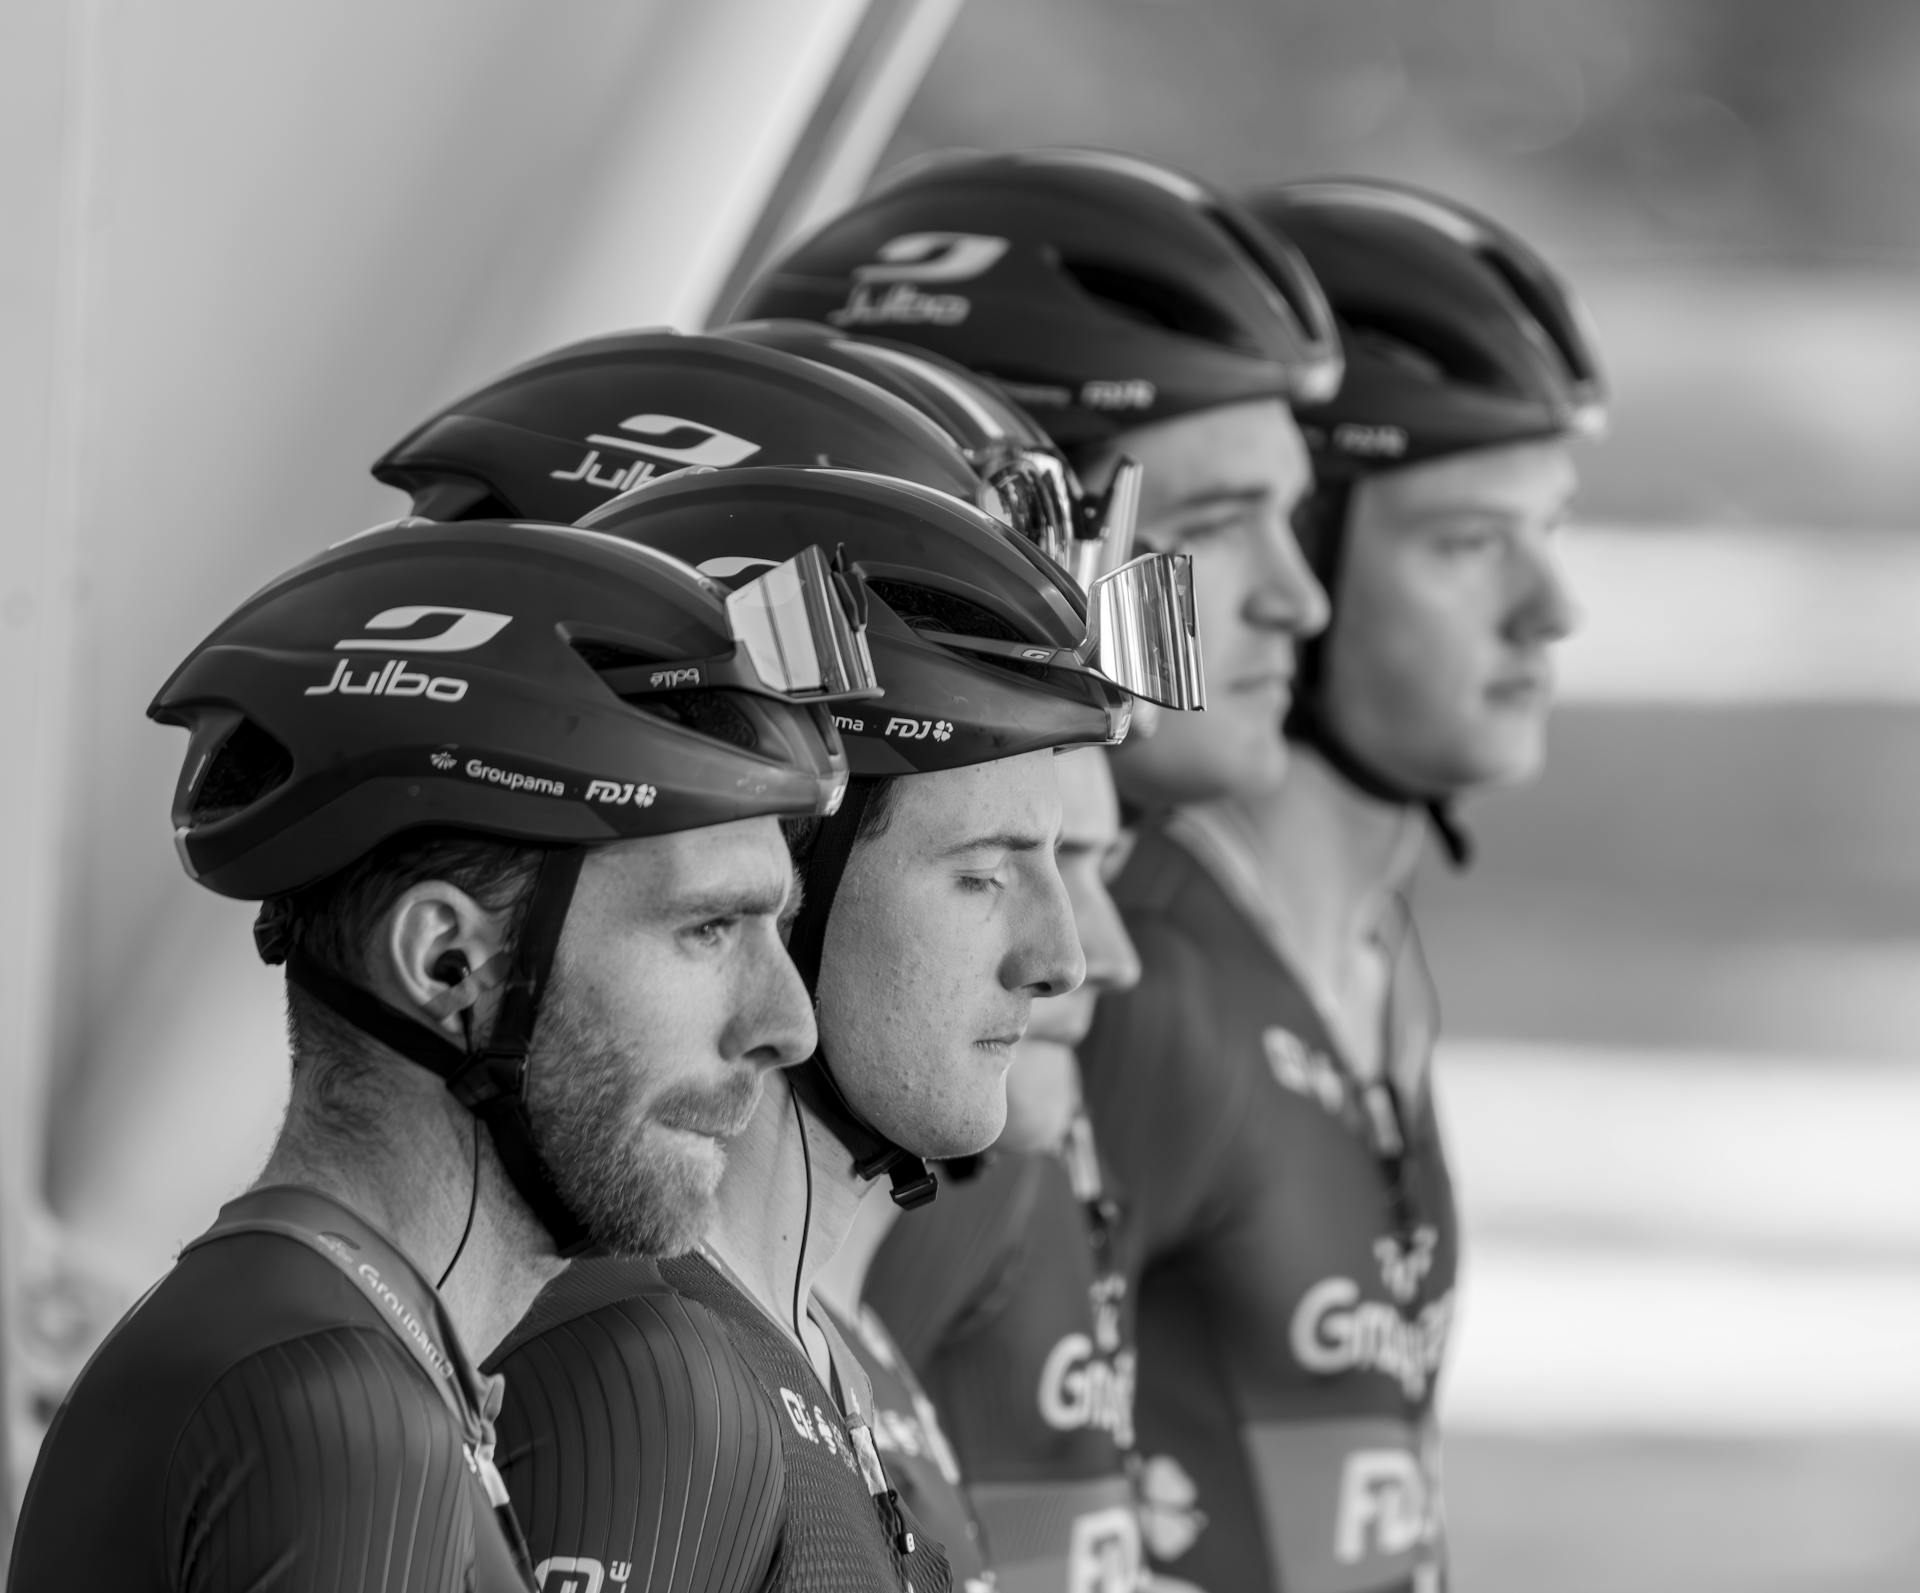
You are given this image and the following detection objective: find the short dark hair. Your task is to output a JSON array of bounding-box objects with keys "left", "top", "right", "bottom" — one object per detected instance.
[
  {"left": 781, "top": 775, "right": 898, "bottom": 867},
  {"left": 257, "top": 831, "right": 543, "bottom": 1129}
]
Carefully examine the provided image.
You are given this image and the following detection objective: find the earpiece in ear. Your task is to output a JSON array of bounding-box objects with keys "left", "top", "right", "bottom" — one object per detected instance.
[{"left": 431, "top": 950, "right": 471, "bottom": 988}]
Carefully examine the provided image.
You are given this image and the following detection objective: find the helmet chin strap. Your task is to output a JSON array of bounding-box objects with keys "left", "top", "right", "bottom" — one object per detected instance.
[
  {"left": 274, "top": 847, "right": 600, "bottom": 1256},
  {"left": 783, "top": 779, "right": 939, "bottom": 1210},
  {"left": 1284, "top": 695, "right": 1473, "bottom": 868}
]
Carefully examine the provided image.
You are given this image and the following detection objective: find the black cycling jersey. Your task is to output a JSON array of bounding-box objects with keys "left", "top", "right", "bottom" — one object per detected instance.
[
  {"left": 8, "top": 1184, "right": 532, "bottom": 1593},
  {"left": 1078, "top": 811, "right": 1458, "bottom": 1593},
  {"left": 866, "top": 1141, "right": 1141, "bottom": 1593},
  {"left": 490, "top": 1251, "right": 952, "bottom": 1593}
]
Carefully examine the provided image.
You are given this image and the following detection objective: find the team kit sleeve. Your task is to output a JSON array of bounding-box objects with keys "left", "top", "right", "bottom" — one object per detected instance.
[
  {"left": 161, "top": 1327, "right": 513, "bottom": 1593},
  {"left": 491, "top": 1286, "right": 785, "bottom": 1593}
]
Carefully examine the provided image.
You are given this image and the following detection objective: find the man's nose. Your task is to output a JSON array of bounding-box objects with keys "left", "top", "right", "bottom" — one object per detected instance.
[
  {"left": 1075, "top": 881, "right": 1141, "bottom": 997},
  {"left": 1005, "top": 857, "right": 1087, "bottom": 1000},
  {"left": 733, "top": 936, "right": 819, "bottom": 1068},
  {"left": 1245, "top": 508, "right": 1330, "bottom": 640},
  {"left": 1509, "top": 536, "right": 1581, "bottom": 646}
]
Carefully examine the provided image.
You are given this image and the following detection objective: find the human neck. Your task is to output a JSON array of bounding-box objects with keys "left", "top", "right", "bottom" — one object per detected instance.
[
  {"left": 1208, "top": 745, "right": 1426, "bottom": 1053},
  {"left": 811, "top": 1184, "right": 901, "bottom": 1321},
  {"left": 255, "top": 1066, "right": 562, "bottom": 1365},
  {"left": 704, "top": 1070, "right": 870, "bottom": 1380}
]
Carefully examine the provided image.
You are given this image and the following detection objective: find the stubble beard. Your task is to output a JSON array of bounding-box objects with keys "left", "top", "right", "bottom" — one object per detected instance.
[{"left": 523, "top": 977, "right": 749, "bottom": 1260}]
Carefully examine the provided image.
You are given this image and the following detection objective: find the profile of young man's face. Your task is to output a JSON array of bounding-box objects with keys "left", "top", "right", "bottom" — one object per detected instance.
[
  {"left": 1001, "top": 747, "right": 1139, "bottom": 1154},
  {"left": 812, "top": 749, "right": 1084, "bottom": 1161},
  {"left": 1323, "top": 437, "right": 1580, "bottom": 793},
  {"left": 1101, "top": 398, "right": 1329, "bottom": 811},
  {"left": 520, "top": 817, "right": 816, "bottom": 1258}
]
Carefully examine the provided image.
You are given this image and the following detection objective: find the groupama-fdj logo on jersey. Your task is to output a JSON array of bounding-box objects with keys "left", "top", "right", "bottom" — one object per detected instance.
[
  {"left": 830, "top": 231, "right": 1009, "bottom": 328},
  {"left": 307, "top": 605, "right": 513, "bottom": 702},
  {"left": 551, "top": 412, "right": 762, "bottom": 494}
]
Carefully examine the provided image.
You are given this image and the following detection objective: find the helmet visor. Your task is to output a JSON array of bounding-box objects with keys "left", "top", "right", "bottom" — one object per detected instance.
[
  {"left": 994, "top": 453, "right": 1144, "bottom": 599},
  {"left": 916, "top": 543, "right": 1206, "bottom": 713},
  {"left": 1086, "top": 550, "right": 1207, "bottom": 711},
  {"left": 597, "top": 544, "right": 883, "bottom": 703}
]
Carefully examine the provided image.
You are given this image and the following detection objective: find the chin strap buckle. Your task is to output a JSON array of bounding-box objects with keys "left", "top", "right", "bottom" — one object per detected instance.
[{"left": 885, "top": 1158, "right": 937, "bottom": 1210}]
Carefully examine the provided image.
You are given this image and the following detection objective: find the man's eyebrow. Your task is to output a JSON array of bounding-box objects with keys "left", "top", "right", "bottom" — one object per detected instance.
[
  {"left": 664, "top": 880, "right": 792, "bottom": 922},
  {"left": 1161, "top": 486, "right": 1272, "bottom": 517},
  {"left": 940, "top": 829, "right": 1052, "bottom": 859}
]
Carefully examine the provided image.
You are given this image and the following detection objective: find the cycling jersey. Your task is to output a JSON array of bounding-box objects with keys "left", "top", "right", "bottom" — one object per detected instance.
[
  {"left": 817, "top": 1296, "right": 996, "bottom": 1593},
  {"left": 1078, "top": 809, "right": 1458, "bottom": 1593},
  {"left": 865, "top": 1139, "right": 1142, "bottom": 1593},
  {"left": 489, "top": 1251, "right": 952, "bottom": 1593},
  {"left": 8, "top": 1185, "right": 532, "bottom": 1593}
]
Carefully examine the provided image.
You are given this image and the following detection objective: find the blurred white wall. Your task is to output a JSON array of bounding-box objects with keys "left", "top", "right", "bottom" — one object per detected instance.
[{"left": 0, "top": 0, "right": 957, "bottom": 1523}]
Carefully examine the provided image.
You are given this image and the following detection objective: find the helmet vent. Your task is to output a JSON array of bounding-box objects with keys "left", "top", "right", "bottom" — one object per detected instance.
[
  {"left": 193, "top": 718, "right": 294, "bottom": 822},
  {"left": 1058, "top": 259, "right": 1252, "bottom": 354},
  {"left": 868, "top": 580, "right": 1022, "bottom": 644},
  {"left": 632, "top": 689, "right": 759, "bottom": 751},
  {"left": 1351, "top": 316, "right": 1505, "bottom": 394},
  {"left": 571, "top": 638, "right": 665, "bottom": 674}
]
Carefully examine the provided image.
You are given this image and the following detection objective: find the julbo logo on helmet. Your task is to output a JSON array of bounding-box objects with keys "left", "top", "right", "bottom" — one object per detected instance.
[
  {"left": 831, "top": 232, "right": 1009, "bottom": 329},
  {"left": 552, "top": 414, "right": 762, "bottom": 496},
  {"left": 306, "top": 605, "right": 514, "bottom": 703}
]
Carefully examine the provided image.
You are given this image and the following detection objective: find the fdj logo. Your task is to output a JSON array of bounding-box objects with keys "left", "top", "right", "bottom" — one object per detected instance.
[
  {"left": 586, "top": 780, "right": 657, "bottom": 808},
  {"left": 551, "top": 413, "right": 761, "bottom": 494},
  {"left": 885, "top": 716, "right": 952, "bottom": 742},
  {"left": 830, "top": 231, "right": 1008, "bottom": 328},
  {"left": 1066, "top": 1506, "right": 1142, "bottom": 1593},
  {"left": 1333, "top": 1449, "right": 1431, "bottom": 1566}
]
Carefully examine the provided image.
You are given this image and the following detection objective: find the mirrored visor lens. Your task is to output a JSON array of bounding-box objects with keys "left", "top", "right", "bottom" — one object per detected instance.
[
  {"left": 726, "top": 544, "right": 881, "bottom": 700},
  {"left": 1087, "top": 551, "right": 1207, "bottom": 711},
  {"left": 989, "top": 452, "right": 1078, "bottom": 568}
]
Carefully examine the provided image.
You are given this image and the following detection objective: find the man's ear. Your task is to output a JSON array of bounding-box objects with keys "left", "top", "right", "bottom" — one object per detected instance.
[{"left": 377, "top": 883, "right": 512, "bottom": 1044}]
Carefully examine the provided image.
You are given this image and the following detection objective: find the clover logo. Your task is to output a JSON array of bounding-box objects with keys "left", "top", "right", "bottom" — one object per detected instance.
[
  {"left": 932, "top": 721, "right": 952, "bottom": 742},
  {"left": 634, "top": 783, "right": 657, "bottom": 807}
]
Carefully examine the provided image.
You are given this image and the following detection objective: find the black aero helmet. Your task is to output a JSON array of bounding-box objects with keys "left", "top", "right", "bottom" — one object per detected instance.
[
  {"left": 733, "top": 148, "right": 1343, "bottom": 450},
  {"left": 371, "top": 328, "right": 984, "bottom": 522},
  {"left": 717, "top": 318, "right": 1146, "bottom": 597},
  {"left": 580, "top": 467, "right": 1131, "bottom": 777},
  {"left": 153, "top": 514, "right": 874, "bottom": 1254},
  {"left": 1244, "top": 178, "right": 1607, "bottom": 477},
  {"left": 1244, "top": 178, "right": 1608, "bottom": 862},
  {"left": 581, "top": 467, "right": 1132, "bottom": 1207}
]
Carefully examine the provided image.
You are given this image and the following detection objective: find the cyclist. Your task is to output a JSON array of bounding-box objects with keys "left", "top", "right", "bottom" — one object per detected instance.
[
  {"left": 857, "top": 742, "right": 1145, "bottom": 1593},
  {"left": 499, "top": 467, "right": 1191, "bottom": 1593},
  {"left": 7, "top": 510, "right": 868, "bottom": 1590},
  {"left": 734, "top": 147, "right": 1339, "bottom": 1591},
  {"left": 1075, "top": 179, "right": 1608, "bottom": 1593},
  {"left": 374, "top": 330, "right": 1161, "bottom": 1592}
]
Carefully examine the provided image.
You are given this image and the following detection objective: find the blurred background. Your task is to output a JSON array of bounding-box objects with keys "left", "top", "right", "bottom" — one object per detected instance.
[{"left": 4, "top": 1, "right": 1915, "bottom": 1585}]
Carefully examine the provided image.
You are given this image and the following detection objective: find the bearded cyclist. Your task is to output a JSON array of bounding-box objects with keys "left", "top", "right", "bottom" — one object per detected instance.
[
  {"left": 7, "top": 510, "right": 868, "bottom": 1591},
  {"left": 1072, "top": 179, "right": 1608, "bottom": 1593},
  {"left": 734, "top": 146, "right": 1339, "bottom": 1593}
]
